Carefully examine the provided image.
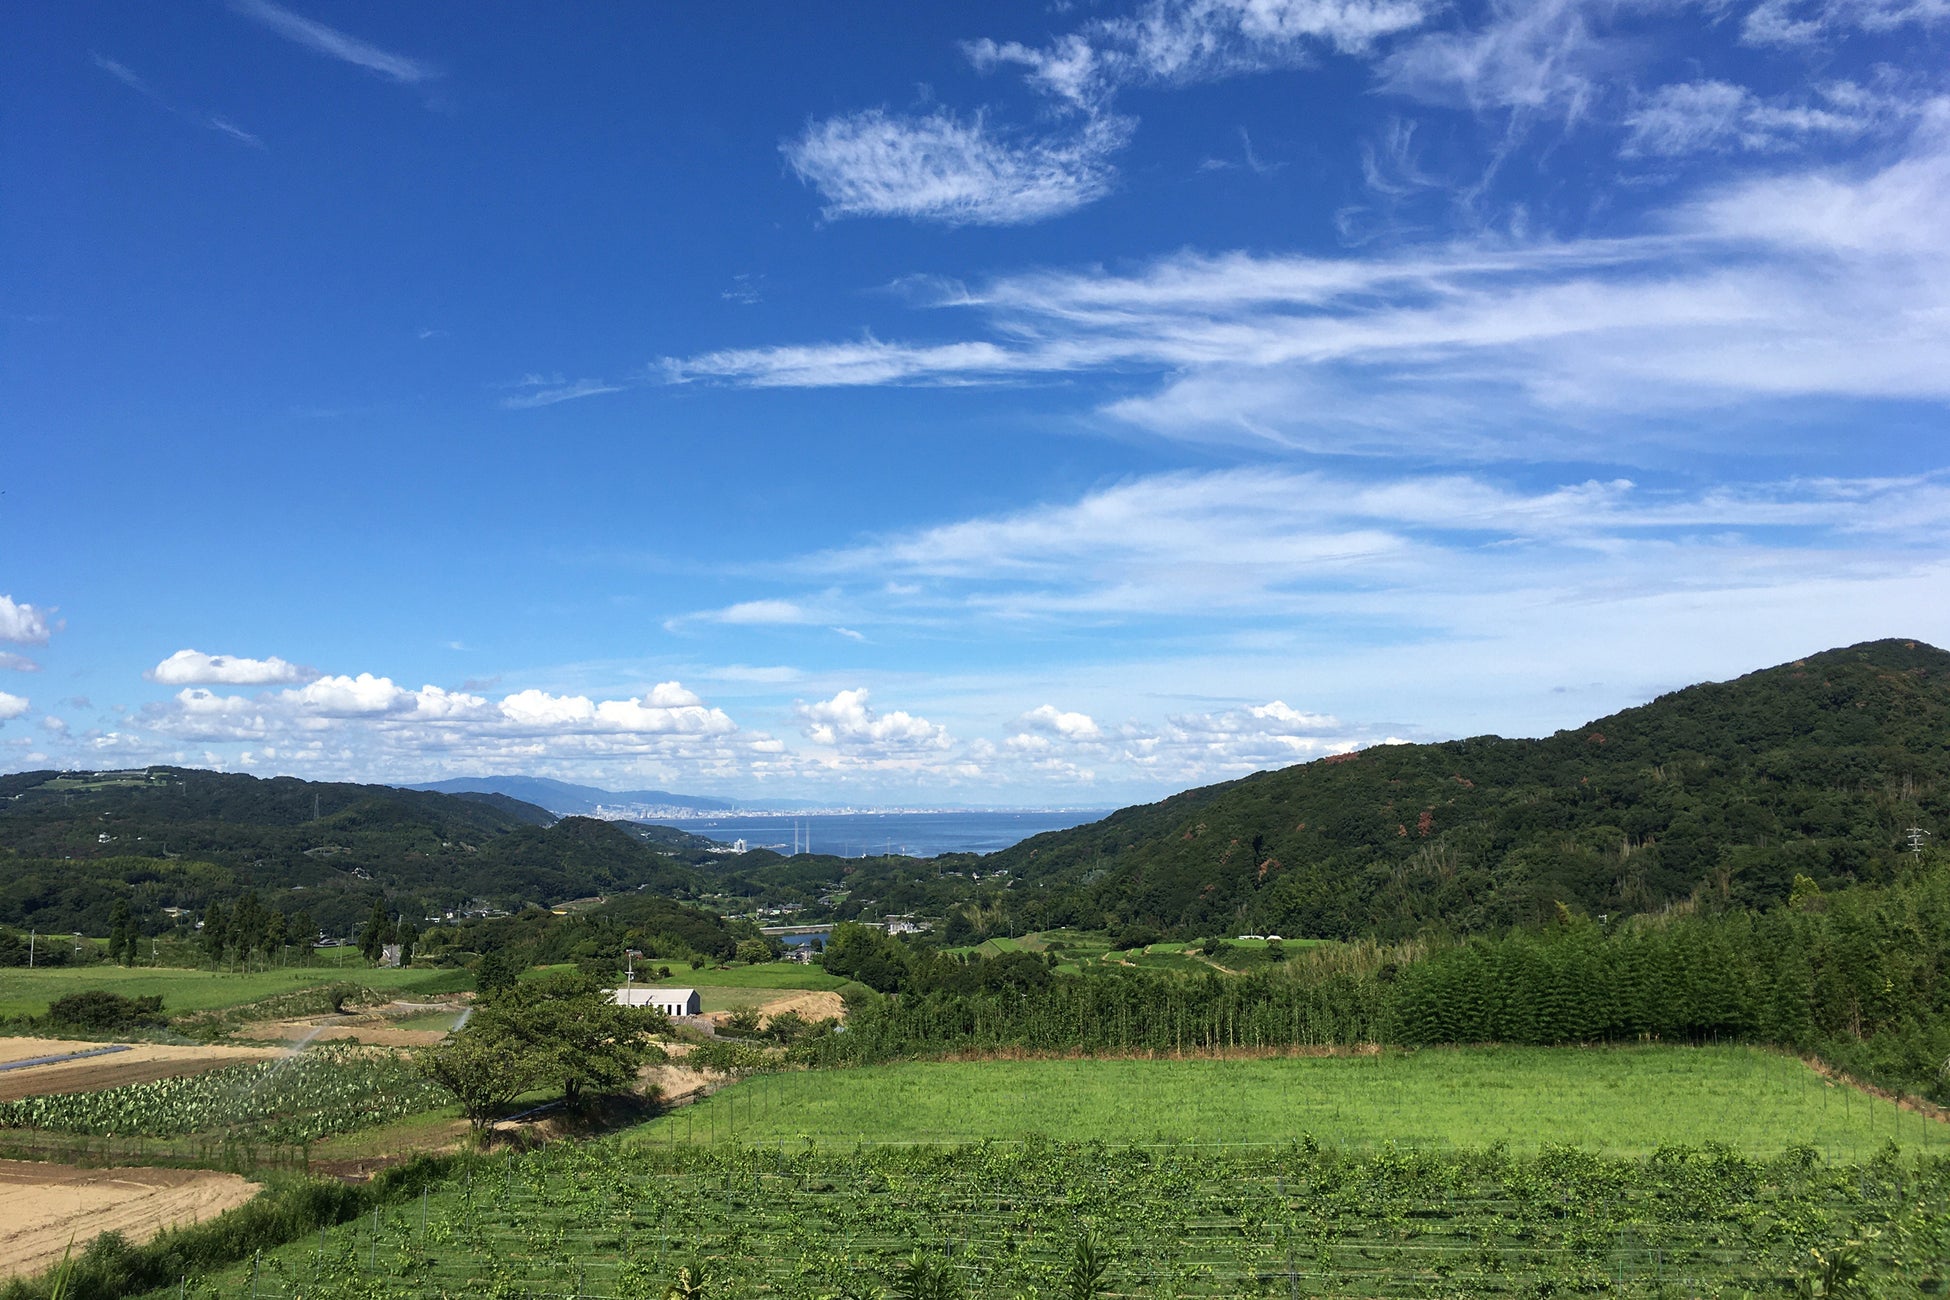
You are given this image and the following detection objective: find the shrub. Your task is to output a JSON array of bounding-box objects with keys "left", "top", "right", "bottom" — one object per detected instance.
[{"left": 42, "top": 991, "right": 166, "bottom": 1033}]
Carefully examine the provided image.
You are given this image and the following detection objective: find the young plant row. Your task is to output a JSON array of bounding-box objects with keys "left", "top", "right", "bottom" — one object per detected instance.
[{"left": 163, "top": 1137, "right": 1950, "bottom": 1298}]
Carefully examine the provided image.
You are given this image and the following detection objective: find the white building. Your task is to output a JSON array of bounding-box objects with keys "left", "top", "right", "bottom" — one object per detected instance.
[{"left": 609, "top": 986, "right": 700, "bottom": 1016}]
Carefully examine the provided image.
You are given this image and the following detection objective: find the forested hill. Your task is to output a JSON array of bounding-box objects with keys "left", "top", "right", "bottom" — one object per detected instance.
[
  {"left": 988, "top": 638, "right": 1950, "bottom": 940},
  {"left": 0, "top": 766, "right": 707, "bottom": 935}
]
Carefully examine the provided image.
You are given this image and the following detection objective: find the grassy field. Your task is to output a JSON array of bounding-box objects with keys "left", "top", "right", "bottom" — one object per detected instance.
[
  {"left": 0, "top": 962, "right": 464, "bottom": 1020},
  {"left": 651, "top": 959, "right": 844, "bottom": 990},
  {"left": 632, "top": 1045, "right": 1943, "bottom": 1160}
]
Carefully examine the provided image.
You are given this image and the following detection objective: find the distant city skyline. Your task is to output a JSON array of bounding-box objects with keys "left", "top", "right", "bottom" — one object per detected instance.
[{"left": 7, "top": 1, "right": 1950, "bottom": 804}]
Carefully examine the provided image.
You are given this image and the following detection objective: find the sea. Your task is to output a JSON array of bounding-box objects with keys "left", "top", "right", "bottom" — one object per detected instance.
[{"left": 643, "top": 809, "right": 1111, "bottom": 859}]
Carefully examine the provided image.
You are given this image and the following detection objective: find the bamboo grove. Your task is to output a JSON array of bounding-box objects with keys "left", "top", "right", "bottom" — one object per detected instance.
[{"left": 806, "top": 861, "right": 1950, "bottom": 1102}]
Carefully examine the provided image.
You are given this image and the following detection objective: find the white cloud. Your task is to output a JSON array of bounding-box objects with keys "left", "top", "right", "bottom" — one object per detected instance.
[
  {"left": 711, "top": 600, "right": 812, "bottom": 625},
  {"left": 501, "top": 378, "right": 624, "bottom": 410},
  {"left": 784, "top": 108, "right": 1130, "bottom": 226},
  {"left": 1376, "top": 0, "right": 1619, "bottom": 120},
  {"left": 1744, "top": 0, "right": 1950, "bottom": 45},
  {"left": 969, "top": 0, "right": 1432, "bottom": 108},
  {"left": 799, "top": 466, "right": 1950, "bottom": 630},
  {"left": 1018, "top": 704, "right": 1103, "bottom": 739},
  {"left": 1623, "top": 80, "right": 1894, "bottom": 156},
  {"left": 0, "top": 692, "right": 29, "bottom": 722},
  {"left": 39, "top": 715, "right": 68, "bottom": 736},
  {"left": 0, "top": 596, "right": 55, "bottom": 645},
  {"left": 798, "top": 688, "right": 951, "bottom": 751},
  {"left": 677, "top": 112, "right": 1950, "bottom": 448},
  {"left": 147, "top": 649, "right": 312, "bottom": 686},
  {"left": 229, "top": 0, "right": 436, "bottom": 84},
  {"left": 0, "top": 652, "right": 38, "bottom": 672}
]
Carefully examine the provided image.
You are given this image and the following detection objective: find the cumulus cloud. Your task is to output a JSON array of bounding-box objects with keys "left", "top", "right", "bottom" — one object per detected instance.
[
  {"left": 798, "top": 688, "right": 951, "bottom": 751},
  {"left": 784, "top": 108, "right": 1130, "bottom": 226},
  {"left": 147, "top": 649, "right": 312, "bottom": 686},
  {"left": 0, "top": 597, "right": 56, "bottom": 645},
  {"left": 143, "top": 670, "right": 738, "bottom": 758},
  {"left": 0, "top": 692, "right": 29, "bottom": 722},
  {"left": 0, "top": 653, "right": 38, "bottom": 672},
  {"left": 1018, "top": 704, "right": 1103, "bottom": 740}
]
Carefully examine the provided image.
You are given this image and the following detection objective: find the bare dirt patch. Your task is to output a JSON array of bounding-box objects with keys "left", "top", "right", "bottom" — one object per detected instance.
[
  {"left": 0, "top": 1158, "right": 258, "bottom": 1278},
  {"left": 0, "top": 1038, "right": 283, "bottom": 1103},
  {"left": 248, "top": 1020, "right": 448, "bottom": 1048},
  {"left": 699, "top": 989, "right": 844, "bottom": 1031}
]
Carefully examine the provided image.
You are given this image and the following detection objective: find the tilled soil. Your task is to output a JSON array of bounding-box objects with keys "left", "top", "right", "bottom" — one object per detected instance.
[
  {"left": 0, "top": 1158, "right": 258, "bottom": 1278},
  {"left": 0, "top": 1038, "right": 284, "bottom": 1103}
]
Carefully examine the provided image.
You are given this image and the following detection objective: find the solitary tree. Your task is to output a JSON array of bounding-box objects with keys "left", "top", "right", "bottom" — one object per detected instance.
[
  {"left": 417, "top": 1031, "right": 539, "bottom": 1133},
  {"left": 358, "top": 899, "right": 393, "bottom": 963}
]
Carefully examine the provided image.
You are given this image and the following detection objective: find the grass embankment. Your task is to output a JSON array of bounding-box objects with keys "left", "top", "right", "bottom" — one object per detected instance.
[
  {"left": 636, "top": 1044, "right": 1943, "bottom": 1159},
  {"left": 0, "top": 963, "right": 466, "bottom": 1021}
]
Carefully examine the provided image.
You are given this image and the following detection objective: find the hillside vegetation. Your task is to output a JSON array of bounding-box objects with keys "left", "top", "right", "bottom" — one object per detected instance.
[
  {"left": 0, "top": 767, "right": 707, "bottom": 935},
  {"left": 987, "top": 638, "right": 1950, "bottom": 938}
]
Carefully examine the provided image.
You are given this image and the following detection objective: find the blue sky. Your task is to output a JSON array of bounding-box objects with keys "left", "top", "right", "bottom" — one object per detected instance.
[{"left": 5, "top": 0, "right": 1949, "bottom": 807}]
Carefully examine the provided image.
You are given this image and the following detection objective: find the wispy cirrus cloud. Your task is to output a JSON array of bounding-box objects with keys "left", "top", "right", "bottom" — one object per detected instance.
[
  {"left": 91, "top": 54, "right": 264, "bottom": 148},
  {"left": 229, "top": 0, "right": 436, "bottom": 85},
  {"left": 678, "top": 109, "right": 1950, "bottom": 454},
  {"left": 1744, "top": 0, "right": 1950, "bottom": 46},
  {"left": 787, "top": 0, "right": 1434, "bottom": 227},
  {"left": 498, "top": 375, "right": 624, "bottom": 410}
]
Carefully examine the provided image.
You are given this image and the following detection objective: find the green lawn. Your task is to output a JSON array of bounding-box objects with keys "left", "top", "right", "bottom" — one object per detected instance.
[
  {"left": 632, "top": 1044, "right": 1943, "bottom": 1160},
  {"left": 0, "top": 962, "right": 464, "bottom": 1020}
]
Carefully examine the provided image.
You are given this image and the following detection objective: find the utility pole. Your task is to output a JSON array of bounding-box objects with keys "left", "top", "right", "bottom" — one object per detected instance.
[{"left": 1908, "top": 827, "right": 1932, "bottom": 856}]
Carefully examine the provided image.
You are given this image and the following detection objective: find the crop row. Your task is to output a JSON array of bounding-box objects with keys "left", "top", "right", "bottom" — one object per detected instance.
[
  {"left": 0, "top": 1044, "right": 447, "bottom": 1143},
  {"left": 172, "top": 1138, "right": 1950, "bottom": 1298}
]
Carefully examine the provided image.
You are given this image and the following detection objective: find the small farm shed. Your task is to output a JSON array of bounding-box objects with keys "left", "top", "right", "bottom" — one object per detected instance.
[{"left": 609, "top": 986, "right": 700, "bottom": 1016}]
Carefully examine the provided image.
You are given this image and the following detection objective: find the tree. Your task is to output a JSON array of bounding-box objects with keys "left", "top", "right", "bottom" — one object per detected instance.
[
  {"left": 358, "top": 899, "right": 393, "bottom": 963},
  {"left": 475, "top": 946, "right": 522, "bottom": 995},
  {"left": 467, "top": 970, "right": 661, "bottom": 1109},
  {"left": 398, "top": 919, "right": 420, "bottom": 967},
  {"left": 417, "top": 1030, "right": 539, "bottom": 1133},
  {"left": 287, "top": 910, "right": 315, "bottom": 964},
  {"left": 107, "top": 900, "right": 135, "bottom": 967},
  {"left": 200, "top": 902, "right": 228, "bottom": 969},
  {"left": 734, "top": 938, "right": 773, "bottom": 965},
  {"left": 231, "top": 890, "right": 264, "bottom": 968}
]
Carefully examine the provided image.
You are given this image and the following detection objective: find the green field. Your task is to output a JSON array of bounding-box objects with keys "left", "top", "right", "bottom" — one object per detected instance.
[
  {"left": 634, "top": 1045, "right": 1943, "bottom": 1160},
  {"left": 0, "top": 961, "right": 465, "bottom": 1020},
  {"left": 159, "top": 1136, "right": 1950, "bottom": 1299},
  {"left": 651, "top": 960, "right": 844, "bottom": 990}
]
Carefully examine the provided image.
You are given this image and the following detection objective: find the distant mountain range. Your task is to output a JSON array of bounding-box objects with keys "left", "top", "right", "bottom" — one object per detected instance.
[{"left": 402, "top": 775, "right": 737, "bottom": 816}]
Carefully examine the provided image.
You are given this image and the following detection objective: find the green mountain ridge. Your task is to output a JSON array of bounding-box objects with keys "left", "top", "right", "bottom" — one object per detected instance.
[
  {"left": 0, "top": 767, "right": 710, "bottom": 936},
  {"left": 986, "top": 637, "right": 1950, "bottom": 938}
]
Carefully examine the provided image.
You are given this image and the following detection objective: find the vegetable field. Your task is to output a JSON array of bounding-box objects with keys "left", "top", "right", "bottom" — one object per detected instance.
[
  {"left": 0, "top": 1043, "right": 448, "bottom": 1143},
  {"left": 645, "top": 1045, "right": 1946, "bottom": 1160},
  {"left": 165, "top": 1138, "right": 1950, "bottom": 1298},
  {"left": 0, "top": 962, "right": 466, "bottom": 1021}
]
